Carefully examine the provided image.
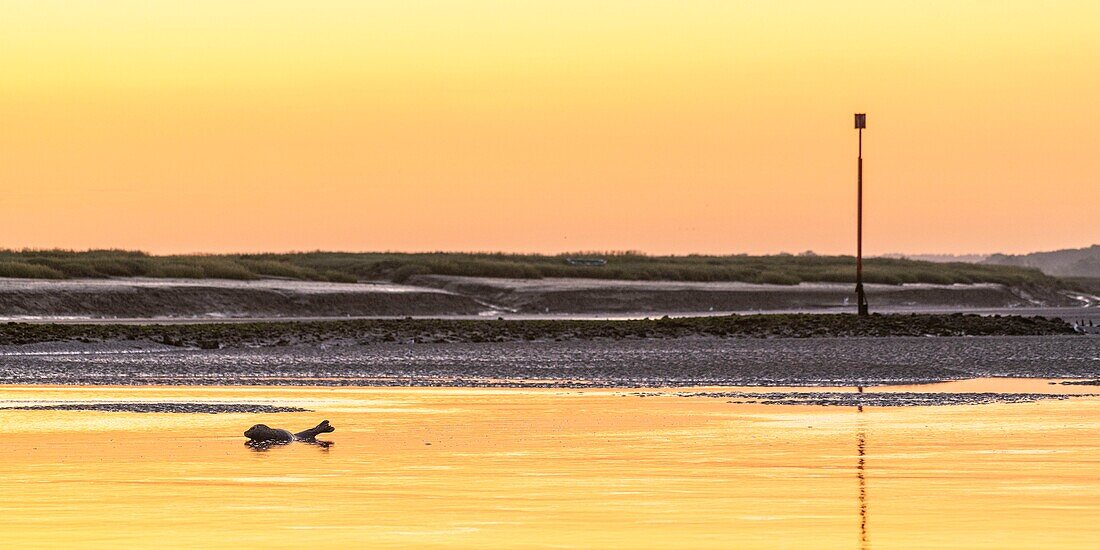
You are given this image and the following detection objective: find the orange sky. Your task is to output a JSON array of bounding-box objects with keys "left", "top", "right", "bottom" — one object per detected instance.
[{"left": 2, "top": 1, "right": 1097, "bottom": 255}]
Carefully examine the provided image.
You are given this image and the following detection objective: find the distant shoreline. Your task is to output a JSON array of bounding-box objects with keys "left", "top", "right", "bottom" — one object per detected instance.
[{"left": 0, "top": 249, "right": 1067, "bottom": 287}]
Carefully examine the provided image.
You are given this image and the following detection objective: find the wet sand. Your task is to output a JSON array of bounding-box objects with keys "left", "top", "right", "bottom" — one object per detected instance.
[{"left": 3, "top": 383, "right": 1100, "bottom": 548}]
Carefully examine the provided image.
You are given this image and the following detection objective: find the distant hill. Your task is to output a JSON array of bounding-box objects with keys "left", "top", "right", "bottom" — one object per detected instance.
[{"left": 985, "top": 245, "right": 1100, "bottom": 278}]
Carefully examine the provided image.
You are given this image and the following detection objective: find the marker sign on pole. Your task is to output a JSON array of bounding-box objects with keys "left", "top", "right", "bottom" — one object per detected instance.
[{"left": 854, "top": 113, "right": 866, "bottom": 129}]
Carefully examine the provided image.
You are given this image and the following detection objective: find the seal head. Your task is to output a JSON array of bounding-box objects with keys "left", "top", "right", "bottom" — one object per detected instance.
[{"left": 244, "top": 424, "right": 294, "bottom": 443}]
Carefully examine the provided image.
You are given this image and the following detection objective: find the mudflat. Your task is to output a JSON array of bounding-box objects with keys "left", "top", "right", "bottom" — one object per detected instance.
[
  {"left": 411, "top": 275, "right": 1088, "bottom": 313},
  {"left": 0, "top": 276, "right": 1088, "bottom": 320},
  {"left": 0, "top": 277, "right": 484, "bottom": 319}
]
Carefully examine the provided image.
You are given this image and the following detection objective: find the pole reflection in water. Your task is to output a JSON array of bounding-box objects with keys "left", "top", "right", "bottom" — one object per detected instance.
[{"left": 856, "top": 385, "right": 869, "bottom": 549}]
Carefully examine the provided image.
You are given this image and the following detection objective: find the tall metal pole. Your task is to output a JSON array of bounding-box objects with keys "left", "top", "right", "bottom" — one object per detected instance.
[{"left": 855, "top": 114, "right": 868, "bottom": 316}]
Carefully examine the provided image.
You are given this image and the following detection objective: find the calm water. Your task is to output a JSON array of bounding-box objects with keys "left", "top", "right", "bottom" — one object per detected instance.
[{"left": 2, "top": 382, "right": 1099, "bottom": 548}]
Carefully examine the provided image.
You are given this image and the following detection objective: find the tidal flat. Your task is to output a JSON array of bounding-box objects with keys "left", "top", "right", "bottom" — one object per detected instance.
[
  {"left": 3, "top": 315, "right": 1099, "bottom": 548},
  {"left": 3, "top": 383, "right": 1100, "bottom": 549}
]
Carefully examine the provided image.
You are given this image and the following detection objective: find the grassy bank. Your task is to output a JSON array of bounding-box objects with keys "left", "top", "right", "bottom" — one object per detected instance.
[
  {"left": 0, "top": 314, "right": 1076, "bottom": 348},
  {"left": 0, "top": 249, "right": 1065, "bottom": 288},
  {"left": 1067, "top": 277, "right": 1100, "bottom": 296}
]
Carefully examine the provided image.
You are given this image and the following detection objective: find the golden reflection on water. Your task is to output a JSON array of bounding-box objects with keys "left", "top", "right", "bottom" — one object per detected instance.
[
  {"left": 1, "top": 384, "right": 1100, "bottom": 548},
  {"left": 856, "top": 386, "right": 869, "bottom": 550}
]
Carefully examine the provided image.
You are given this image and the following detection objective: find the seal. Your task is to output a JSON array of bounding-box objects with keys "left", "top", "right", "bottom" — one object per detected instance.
[{"left": 244, "top": 420, "right": 334, "bottom": 447}]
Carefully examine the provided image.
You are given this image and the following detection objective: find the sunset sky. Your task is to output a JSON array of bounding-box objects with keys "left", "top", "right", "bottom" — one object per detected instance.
[{"left": 2, "top": 1, "right": 1097, "bottom": 255}]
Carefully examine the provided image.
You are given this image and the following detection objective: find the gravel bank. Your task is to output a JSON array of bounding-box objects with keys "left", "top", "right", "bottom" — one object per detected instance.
[{"left": 2, "top": 335, "right": 1098, "bottom": 387}]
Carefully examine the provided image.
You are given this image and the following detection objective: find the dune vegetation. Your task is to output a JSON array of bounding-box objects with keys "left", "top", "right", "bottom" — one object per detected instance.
[{"left": 0, "top": 249, "right": 1066, "bottom": 288}]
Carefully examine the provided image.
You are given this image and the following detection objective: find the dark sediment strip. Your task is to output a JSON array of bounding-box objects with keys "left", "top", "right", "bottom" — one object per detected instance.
[
  {"left": 1, "top": 403, "right": 309, "bottom": 414},
  {"left": 648, "top": 391, "right": 1085, "bottom": 407},
  {"left": 0, "top": 313, "right": 1077, "bottom": 348}
]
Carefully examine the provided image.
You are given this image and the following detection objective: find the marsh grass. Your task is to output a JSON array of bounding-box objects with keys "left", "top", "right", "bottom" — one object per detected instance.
[{"left": 0, "top": 249, "right": 1064, "bottom": 288}]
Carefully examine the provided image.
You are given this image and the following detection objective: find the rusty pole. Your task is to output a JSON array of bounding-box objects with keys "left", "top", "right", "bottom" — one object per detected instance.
[{"left": 855, "top": 114, "right": 868, "bottom": 316}]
